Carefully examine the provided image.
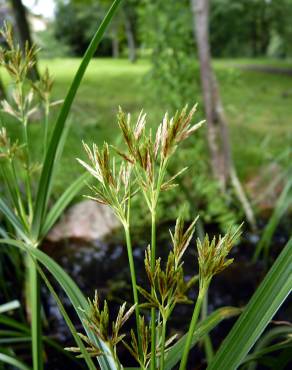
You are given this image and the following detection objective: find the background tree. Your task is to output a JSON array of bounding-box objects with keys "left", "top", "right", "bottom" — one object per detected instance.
[
  {"left": 9, "top": 0, "right": 39, "bottom": 80},
  {"left": 139, "top": 0, "right": 196, "bottom": 109},
  {"left": 122, "top": 0, "right": 138, "bottom": 62},
  {"left": 54, "top": 0, "right": 112, "bottom": 56},
  {"left": 191, "top": 0, "right": 255, "bottom": 228},
  {"left": 139, "top": 0, "right": 239, "bottom": 231},
  {"left": 54, "top": 0, "right": 139, "bottom": 61}
]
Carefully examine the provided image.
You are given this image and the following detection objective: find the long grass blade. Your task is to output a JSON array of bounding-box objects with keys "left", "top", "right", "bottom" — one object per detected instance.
[
  {"left": 0, "top": 334, "right": 31, "bottom": 344},
  {"left": 0, "top": 199, "right": 27, "bottom": 241},
  {"left": 0, "top": 315, "right": 81, "bottom": 365},
  {"left": 242, "top": 342, "right": 292, "bottom": 364},
  {"left": 207, "top": 238, "right": 292, "bottom": 370},
  {"left": 0, "top": 315, "right": 29, "bottom": 333},
  {"left": 36, "top": 263, "right": 96, "bottom": 370},
  {"left": 0, "top": 352, "right": 31, "bottom": 370},
  {"left": 164, "top": 307, "right": 241, "bottom": 370},
  {"left": 27, "top": 257, "right": 43, "bottom": 370},
  {"left": 32, "top": 0, "right": 122, "bottom": 239},
  {"left": 1, "top": 238, "right": 119, "bottom": 370},
  {"left": 245, "top": 326, "right": 292, "bottom": 368}
]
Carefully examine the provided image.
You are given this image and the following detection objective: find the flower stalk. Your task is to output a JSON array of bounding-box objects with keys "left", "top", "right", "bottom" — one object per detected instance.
[
  {"left": 150, "top": 210, "right": 157, "bottom": 370},
  {"left": 179, "top": 226, "right": 242, "bottom": 370},
  {"left": 179, "top": 282, "right": 208, "bottom": 370}
]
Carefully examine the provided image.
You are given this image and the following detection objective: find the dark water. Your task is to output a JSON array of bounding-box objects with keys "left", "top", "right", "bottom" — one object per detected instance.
[{"left": 39, "top": 222, "right": 292, "bottom": 370}]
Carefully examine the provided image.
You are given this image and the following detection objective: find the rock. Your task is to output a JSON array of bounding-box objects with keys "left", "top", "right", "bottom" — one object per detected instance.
[
  {"left": 47, "top": 200, "right": 120, "bottom": 242},
  {"left": 246, "top": 163, "right": 284, "bottom": 212}
]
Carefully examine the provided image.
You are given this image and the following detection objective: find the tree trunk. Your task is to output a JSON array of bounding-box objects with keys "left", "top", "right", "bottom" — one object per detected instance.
[
  {"left": 112, "top": 23, "right": 120, "bottom": 58},
  {"left": 10, "top": 0, "right": 39, "bottom": 81},
  {"left": 124, "top": 12, "right": 137, "bottom": 63},
  {"left": 190, "top": 0, "right": 256, "bottom": 229},
  {"left": 191, "top": 0, "right": 227, "bottom": 187}
]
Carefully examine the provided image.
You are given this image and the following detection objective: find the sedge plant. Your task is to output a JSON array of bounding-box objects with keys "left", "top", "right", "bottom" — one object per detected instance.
[
  {"left": 76, "top": 105, "right": 291, "bottom": 369},
  {"left": 1, "top": 2, "right": 291, "bottom": 368},
  {"left": 77, "top": 105, "right": 242, "bottom": 369},
  {"left": 0, "top": 23, "right": 58, "bottom": 370}
]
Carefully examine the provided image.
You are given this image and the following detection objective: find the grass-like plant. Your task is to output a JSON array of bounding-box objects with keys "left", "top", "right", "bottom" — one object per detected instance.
[
  {"left": 0, "top": 1, "right": 122, "bottom": 368},
  {"left": 0, "top": 1, "right": 291, "bottom": 369},
  {"left": 75, "top": 104, "right": 243, "bottom": 369}
]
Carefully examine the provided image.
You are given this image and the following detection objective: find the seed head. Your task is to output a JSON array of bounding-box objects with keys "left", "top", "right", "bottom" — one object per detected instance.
[
  {"left": 32, "top": 68, "right": 54, "bottom": 102},
  {"left": 0, "top": 127, "right": 24, "bottom": 161},
  {"left": 77, "top": 141, "right": 135, "bottom": 226},
  {"left": 197, "top": 225, "right": 242, "bottom": 289},
  {"left": 155, "top": 104, "right": 205, "bottom": 160},
  {"left": 66, "top": 291, "right": 136, "bottom": 359},
  {"left": 170, "top": 215, "right": 199, "bottom": 268},
  {"left": 0, "top": 22, "right": 39, "bottom": 82}
]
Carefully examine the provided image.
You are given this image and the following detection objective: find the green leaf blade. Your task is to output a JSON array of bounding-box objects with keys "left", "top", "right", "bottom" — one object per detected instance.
[
  {"left": 164, "top": 307, "right": 241, "bottom": 370},
  {"left": 0, "top": 352, "right": 31, "bottom": 370},
  {"left": 207, "top": 238, "right": 292, "bottom": 370},
  {"left": 32, "top": 0, "right": 122, "bottom": 239},
  {"left": 1, "top": 238, "right": 119, "bottom": 370}
]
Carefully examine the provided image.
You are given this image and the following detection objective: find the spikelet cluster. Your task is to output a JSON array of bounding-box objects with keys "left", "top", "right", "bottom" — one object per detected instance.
[
  {"left": 0, "top": 22, "right": 39, "bottom": 82},
  {"left": 138, "top": 216, "right": 198, "bottom": 319},
  {"left": 115, "top": 105, "right": 204, "bottom": 195},
  {"left": 197, "top": 225, "right": 242, "bottom": 289},
  {"left": 32, "top": 68, "right": 54, "bottom": 103},
  {"left": 66, "top": 291, "right": 135, "bottom": 359},
  {"left": 0, "top": 23, "right": 57, "bottom": 124},
  {"left": 77, "top": 141, "right": 134, "bottom": 226},
  {"left": 123, "top": 316, "right": 151, "bottom": 368},
  {"left": 0, "top": 127, "right": 24, "bottom": 160}
]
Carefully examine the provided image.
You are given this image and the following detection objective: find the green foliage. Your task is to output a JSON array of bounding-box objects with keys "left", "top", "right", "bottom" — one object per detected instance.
[
  {"left": 166, "top": 139, "right": 239, "bottom": 230},
  {"left": 54, "top": 0, "right": 112, "bottom": 56},
  {"left": 208, "top": 238, "right": 292, "bottom": 370},
  {"left": 35, "top": 27, "right": 72, "bottom": 58},
  {"left": 139, "top": 0, "right": 196, "bottom": 110},
  {"left": 0, "top": 2, "right": 291, "bottom": 369},
  {"left": 253, "top": 173, "right": 292, "bottom": 261},
  {"left": 139, "top": 1, "right": 240, "bottom": 231},
  {"left": 210, "top": 0, "right": 292, "bottom": 58}
]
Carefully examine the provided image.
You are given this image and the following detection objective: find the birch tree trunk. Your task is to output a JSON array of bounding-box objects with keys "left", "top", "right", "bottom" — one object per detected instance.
[
  {"left": 111, "top": 22, "right": 120, "bottom": 58},
  {"left": 190, "top": 0, "right": 256, "bottom": 228},
  {"left": 124, "top": 12, "right": 137, "bottom": 63}
]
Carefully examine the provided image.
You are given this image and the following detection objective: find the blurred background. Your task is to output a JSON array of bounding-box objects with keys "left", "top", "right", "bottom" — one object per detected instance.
[
  {"left": 1, "top": 0, "right": 291, "bottom": 232},
  {"left": 1, "top": 0, "right": 291, "bottom": 229}
]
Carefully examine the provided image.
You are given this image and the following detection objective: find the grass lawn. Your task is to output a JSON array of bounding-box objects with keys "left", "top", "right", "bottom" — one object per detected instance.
[{"left": 2, "top": 57, "right": 291, "bottom": 200}]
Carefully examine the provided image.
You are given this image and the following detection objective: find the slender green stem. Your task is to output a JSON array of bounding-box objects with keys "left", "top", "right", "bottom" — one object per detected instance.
[
  {"left": 179, "top": 285, "right": 207, "bottom": 370},
  {"left": 43, "top": 102, "right": 50, "bottom": 160},
  {"left": 36, "top": 263, "right": 96, "bottom": 370},
  {"left": 10, "top": 160, "right": 28, "bottom": 228},
  {"left": 23, "top": 121, "right": 33, "bottom": 220},
  {"left": 150, "top": 210, "right": 157, "bottom": 370},
  {"left": 201, "top": 290, "right": 214, "bottom": 363},
  {"left": 17, "top": 80, "right": 33, "bottom": 220},
  {"left": 27, "top": 255, "right": 43, "bottom": 370},
  {"left": 124, "top": 224, "right": 142, "bottom": 359},
  {"left": 160, "top": 319, "right": 167, "bottom": 370},
  {"left": 150, "top": 211, "right": 157, "bottom": 270}
]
